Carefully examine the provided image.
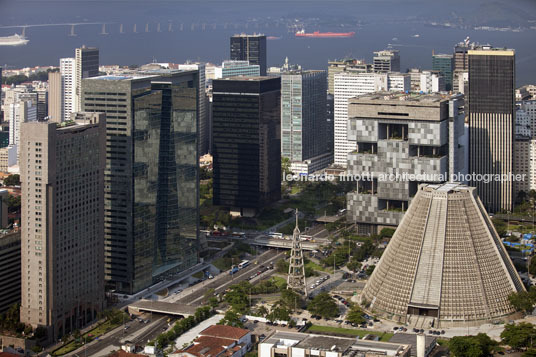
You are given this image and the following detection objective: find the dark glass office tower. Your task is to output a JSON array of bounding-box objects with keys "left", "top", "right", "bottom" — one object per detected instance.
[
  {"left": 468, "top": 47, "right": 515, "bottom": 213},
  {"left": 230, "top": 34, "right": 267, "bottom": 76},
  {"left": 212, "top": 77, "right": 281, "bottom": 216},
  {"left": 432, "top": 54, "right": 454, "bottom": 91},
  {"left": 82, "top": 70, "right": 199, "bottom": 294}
]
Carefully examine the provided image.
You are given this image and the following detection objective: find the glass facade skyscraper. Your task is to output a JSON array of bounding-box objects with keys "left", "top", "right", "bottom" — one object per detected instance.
[
  {"left": 82, "top": 71, "right": 199, "bottom": 294},
  {"left": 281, "top": 70, "right": 332, "bottom": 174},
  {"left": 468, "top": 47, "right": 515, "bottom": 213},
  {"left": 212, "top": 77, "right": 281, "bottom": 215},
  {"left": 432, "top": 54, "right": 454, "bottom": 91},
  {"left": 230, "top": 34, "right": 267, "bottom": 76}
]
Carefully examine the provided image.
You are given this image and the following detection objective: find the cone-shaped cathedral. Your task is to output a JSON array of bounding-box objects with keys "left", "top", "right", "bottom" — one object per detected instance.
[{"left": 360, "top": 183, "right": 525, "bottom": 327}]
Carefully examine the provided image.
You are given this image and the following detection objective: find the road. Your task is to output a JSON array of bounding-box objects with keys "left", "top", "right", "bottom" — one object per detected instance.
[
  {"left": 171, "top": 249, "right": 285, "bottom": 306},
  {"left": 72, "top": 315, "right": 173, "bottom": 357}
]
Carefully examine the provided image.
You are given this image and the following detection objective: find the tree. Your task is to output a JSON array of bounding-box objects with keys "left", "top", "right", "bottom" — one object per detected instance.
[
  {"left": 280, "top": 289, "right": 304, "bottom": 311},
  {"left": 524, "top": 349, "right": 536, "bottom": 357},
  {"left": 501, "top": 322, "right": 536, "bottom": 350},
  {"left": 257, "top": 306, "right": 269, "bottom": 317},
  {"left": 281, "top": 157, "right": 292, "bottom": 178},
  {"left": 307, "top": 292, "right": 339, "bottom": 319},
  {"left": 3, "top": 174, "right": 20, "bottom": 186},
  {"left": 276, "top": 259, "right": 289, "bottom": 274},
  {"left": 224, "top": 281, "right": 251, "bottom": 314},
  {"left": 530, "top": 257, "right": 536, "bottom": 276},
  {"left": 208, "top": 297, "right": 219, "bottom": 309},
  {"left": 508, "top": 289, "right": 536, "bottom": 314},
  {"left": 448, "top": 334, "right": 498, "bottom": 357},
  {"left": 219, "top": 310, "right": 243, "bottom": 328},
  {"left": 267, "top": 305, "right": 291, "bottom": 323},
  {"left": 6, "top": 195, "right": 21, "bottom": 213},
  {"left": 492, "top": 218, "right": 507, "bottom": 237},
  {"left": 347, "top": 259, "right": 362, "bottom": 272},
  {"left": 346, "top": 305, "right": 366, "bottom": 325},
  {"left": 365, "top": 265, "right": 375, "bottom": 276}
]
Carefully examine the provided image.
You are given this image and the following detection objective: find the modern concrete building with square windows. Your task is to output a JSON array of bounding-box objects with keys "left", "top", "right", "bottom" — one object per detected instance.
[
  {"left": 82, "top": 70, "right": 200, "bottom": 294},
  {"left": 346, "top": 92, "right": 466, "bottom": 235},
  {"left": 281, "top": 70, "right": 332, "bottom": 175},
  {"left": 20, "top": 113, "right": 106, "bottom": 340}
]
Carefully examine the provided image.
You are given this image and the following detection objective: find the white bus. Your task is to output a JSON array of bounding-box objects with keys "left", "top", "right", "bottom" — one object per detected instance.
[{"left": 238, "top": 260, "right": 250, "bottom": 269}]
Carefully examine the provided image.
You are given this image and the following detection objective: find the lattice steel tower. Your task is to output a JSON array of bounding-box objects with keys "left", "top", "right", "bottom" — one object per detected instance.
[{"left": 287, "top": 209, "right": 307, "bottom": 296}]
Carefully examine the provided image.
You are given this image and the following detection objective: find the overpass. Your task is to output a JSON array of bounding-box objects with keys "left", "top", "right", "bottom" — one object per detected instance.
[
  {"left": 128, "top": 300, "right": 198, "bottom": 317},
  {"left": 248, "top": 237, "right": 321, "bottom": 251}
]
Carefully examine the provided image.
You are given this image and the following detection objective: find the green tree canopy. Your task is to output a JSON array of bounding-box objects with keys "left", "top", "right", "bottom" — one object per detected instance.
[
  {"left": 448, "top": 334, "right": 498, "bottom": 357},
  {"left": 345, "top": 305, "right": 366, "bottom": 325},
  {"left": 307, "top": 292, "right": 339, "bottom": 319},
  {"left": 3, "top": 174, "right": 20, "bottom": 186},
  {"left": 501, "top": 322, "right": 536, "bottom": 349}
]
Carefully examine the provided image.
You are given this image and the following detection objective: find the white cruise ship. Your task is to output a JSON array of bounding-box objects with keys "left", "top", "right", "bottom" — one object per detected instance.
[{"left": 0, "top": 34, "right": 29, "bottom": 46}]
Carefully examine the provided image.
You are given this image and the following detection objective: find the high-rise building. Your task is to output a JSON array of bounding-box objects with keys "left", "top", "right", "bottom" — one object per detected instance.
[
  {"left": 373, "top": 49, "right": 400, "bottom": 73},
  {"left": 0, "top": 230, "right": 21, "bottom": 313},
  {"left": 82, "top": 71, "right": 199, "bottom": 294},
  {"left": 419, "top": 70, "right": 445, "bottom": 93},
  {"left": 60, "top": 58, "right": 76, "bottom": 121},
  {"left": 346, "top": 92, "right": 466, "bottom": 234},
  {"left": 514, "top": 101, "right": 536, "bottom": 198},
  {"left": 230, "top": 34, "right": 267, "bottom": 76},
  {"left": 75, "top": 46, "right": 99, "bottom": 112},
  {"left": 281, "top": 70, "right": 331, "bottom": 174},
  {"left": 5, "top": 88, "right": 37, "bottom": 162},
  {"left": 361, "top": 183, "right": 525, "bottom": 327},
  {"left": 178, "top": 62, "right": 209, "bottom": 155},
  {"left": 212, "top": 76, "right": 281, "bottom": 216},
  {"left": 215, "top": 60, "right": 260, "bottom": 79},
  {"left": 327, "top": 59, "right": 372, "bottom": 95},
  {"left": 48, "top": 71, "right": 62, "bottom": 123},
  {"left": 468, "top": 46, "right": 515, "bottom": 212},
  {"left": 20, "top": 114, "right": 106, "bottom": 339},
  {"left": 432, "top": 54, "right": 454, "bottom": 91},
  {"left": 453, "top": 39, "right": 476, "bottom": 94},
  {"left": 36, "top": 87, "right": 48, "bottom": 121},
  {"left": 333, "top": 72, "right": 410, "bottom": 167}
]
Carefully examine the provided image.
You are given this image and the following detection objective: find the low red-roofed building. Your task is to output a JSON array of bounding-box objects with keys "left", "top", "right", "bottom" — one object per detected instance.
[{"left": 170, "top": 325, "right": 251, "bottom": 357}]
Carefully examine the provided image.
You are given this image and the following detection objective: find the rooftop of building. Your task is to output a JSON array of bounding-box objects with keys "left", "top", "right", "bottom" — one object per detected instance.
[
  {"left": 200, "top": 325, "right": 250, "bottom": 340},
  {"left": 420, "top": 182, "right": 472, "bottom": 194},
  {"left": 108, "top": 350, "right": 146, "bottom": 357},
  {"left": 89, "top": 74, "right": 159, "bottom": 81},
  {"left": 218, "top": 76, "right": 273, "bottom": 82},
  {"left": 262, "top": 332, "right": 410, "bottom": 356},
  {"left": 231, "top": 33, "right": 265, "bottom": 37},
  {"left": 182, "top": 335, "right": 239, "bottom": 357},
  {"left": 351, "top": 91, "right": 459, "bottom": 104}
]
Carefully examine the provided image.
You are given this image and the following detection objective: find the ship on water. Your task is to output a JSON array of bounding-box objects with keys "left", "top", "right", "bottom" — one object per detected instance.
[
  {"left": 295, "top": 29, "right": 355, "bottom": 38},
  {"left": 0, "top": 34, "right": 29, "bottom": 46}
]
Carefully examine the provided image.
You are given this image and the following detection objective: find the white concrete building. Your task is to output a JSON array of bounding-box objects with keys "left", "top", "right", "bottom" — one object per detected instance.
[
  {"left": 519, "top": 100, "right": 536, "bottom": 136},
  {"left": 419, "top": 70, "right": 445, "bottom": 93},
  {"left": 4, "top": 88, "right": 37, "bottom": 163},
  {"left": 333, "top": 72, "right": 410, "bottom": 167},
  {"left": 60, "top": 57, "right": 76, "bottom": 121}
]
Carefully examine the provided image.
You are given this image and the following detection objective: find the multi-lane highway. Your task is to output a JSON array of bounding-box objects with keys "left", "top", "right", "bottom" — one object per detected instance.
[{"left": 170, "top": 249, "right": 284, "bottom": 306}]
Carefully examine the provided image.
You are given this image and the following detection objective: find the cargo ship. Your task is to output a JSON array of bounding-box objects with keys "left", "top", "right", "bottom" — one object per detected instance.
[
  {"left": 295, "top": 29, "right": 355, "bottom": 38},
  {"left": 0, "top": 34, "right": 29, "bottom": 46}
]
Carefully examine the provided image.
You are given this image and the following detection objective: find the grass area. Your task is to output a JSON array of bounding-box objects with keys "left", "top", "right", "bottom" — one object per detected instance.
[
  {"left": 305, "top": 260, "right": 331, "bottom": 273},
  {"left": 52, "top": 312, "right": 128, "bottom": 356},
  {"left": 192, "top": 271, "right": 204, "bottom": 279},
  {"left": 290, "top": 185, "right": 303, "bottom": 195},
  {"left": 306, "top": 324, "right": 393, "bottom": 342},
  {"left": 270, "top": 276, "right": 287, "bottom": 289}
]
